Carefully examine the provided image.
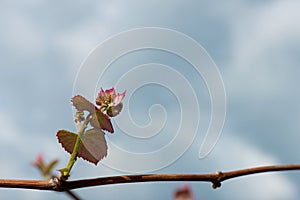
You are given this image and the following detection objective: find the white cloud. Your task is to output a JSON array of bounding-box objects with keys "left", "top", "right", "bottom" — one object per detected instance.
[
  {"left": 220, "top": 2, "right": 300, "bottom": 193},
  {"left": 224, "top": 0, "right": 300, "bottom": 114},
  {"left": 0, "top": 112, "right": 19, "bottom": 143},
  {"left": 1, "top": 0, "right": 300, "bottom": 199},
  {"left": 55, "top": 21, "right": 110, "bottom": 63},
  {"left": 211, "top": 134, "right": 297, "bottom": 200},
  {"left": 0, "top": 7, "right": 45, "bottom": 59},
  {"left": 229, "top": 0, "right": 300, "bottom": 79}
]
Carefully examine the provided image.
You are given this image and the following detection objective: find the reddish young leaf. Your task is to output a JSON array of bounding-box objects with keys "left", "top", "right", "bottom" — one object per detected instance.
[
  {"left": 33, "top": 154, "right": 59, "bottom": 178},
  {"left": 44, "top": 159, "right": 59, "bottom": 177},
  {"left": 72, "top": 95, "right": 96, "bottom": 113},
  {"left": 107, "top": 103, "right": 123, "bottom": 117},
  {"left": 79, "top": 128, "right": 107, "bottom": 165},
  {"left": 56, "top": 129, "right": 107, "bottom": 165},
  {"left": 90, "top": 109, "right": 114, "bottom": 133},
  {"left": 56, "top": 130, "right": 77, "bottom": 155}
]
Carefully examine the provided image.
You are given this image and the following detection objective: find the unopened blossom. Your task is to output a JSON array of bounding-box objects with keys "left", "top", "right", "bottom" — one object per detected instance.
[
  {"left": 96, "top": 87, "right": 126, "bottom": 117},
  {"left": 174, "top": 184, "right": 195, "bottom": 200},
  {"left": 33, "top": 153, "right": 45, "bottom": 170}
]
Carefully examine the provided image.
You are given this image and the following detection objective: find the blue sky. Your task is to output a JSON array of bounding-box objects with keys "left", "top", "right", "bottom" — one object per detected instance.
[{"left": 1, "top": 0, "right": 300, "bottom": 199}]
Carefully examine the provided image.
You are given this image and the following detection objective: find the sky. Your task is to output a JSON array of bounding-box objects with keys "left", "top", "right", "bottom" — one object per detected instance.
[{"left": 0, "top": 0, "right": 300, "bottom": 199}]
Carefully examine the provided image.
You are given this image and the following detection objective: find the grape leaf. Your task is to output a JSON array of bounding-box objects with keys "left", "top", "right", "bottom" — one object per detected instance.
[
  {"left": 90, "top": 109, "right": 114, "bottom": 133},
  {"left": 56, "top": 129, "right": 107, "bottom": 165},
  {"left": 72, "top": 95, "right": 96, "bottom": 113},
  {"left": 80, "top": 128, "right": 107, "bottom": 165},
  {"left": 56, "top": 130, "right": 77, "bottom": 155}
]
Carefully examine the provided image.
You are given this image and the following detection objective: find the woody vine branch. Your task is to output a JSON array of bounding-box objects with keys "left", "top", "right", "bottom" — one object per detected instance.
[{"left": 1, "top": 164, "right": 300, "bottom": 191}]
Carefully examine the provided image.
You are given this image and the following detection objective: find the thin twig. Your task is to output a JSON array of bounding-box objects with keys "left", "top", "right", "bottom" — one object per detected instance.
[
  {"left": 65, "top": 190, "right": 82, "bottom": 200},
  {"left": 0, "top": 164, "right": 300, "bottom": 191}
]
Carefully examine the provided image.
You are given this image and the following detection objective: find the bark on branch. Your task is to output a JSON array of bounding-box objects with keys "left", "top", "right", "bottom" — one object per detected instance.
[{"left": 1, "top": 164, "right": 299, "bottom": 191}]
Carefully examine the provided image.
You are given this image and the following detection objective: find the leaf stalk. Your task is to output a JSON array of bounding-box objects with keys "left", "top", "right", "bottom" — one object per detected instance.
[{"left": 60, "top": 114, "right": 92, "bottom": 180}]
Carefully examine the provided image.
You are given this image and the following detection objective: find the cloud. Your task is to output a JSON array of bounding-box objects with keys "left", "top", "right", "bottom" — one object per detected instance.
[
  {"left": 0, "top": 111, "right": 19, "bottom": 144},
  {"left": 228, "top": 0, "right": 300, "bottom": 93},
  {"left": 183, "top": 133, "right": 298, "bottom": 200},
  {"left": 0, "top": 5, "right": 45, "bottom": 59},
  {"left": 1, "top": 0, "right": 300, "bottom": 199},
  {"left": 215, "top": 135, "right": 297, "bottom": 200}
]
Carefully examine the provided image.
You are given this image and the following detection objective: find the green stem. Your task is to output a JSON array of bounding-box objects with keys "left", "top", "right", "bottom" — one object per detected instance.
[{"left": 60, "top": 114, "right": 92, "bottom": 180}]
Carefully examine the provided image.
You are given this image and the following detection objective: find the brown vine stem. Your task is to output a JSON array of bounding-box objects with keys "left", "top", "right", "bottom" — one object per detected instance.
[{"left": 0, "top": 164, "right": 300, "bottom": 191}]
